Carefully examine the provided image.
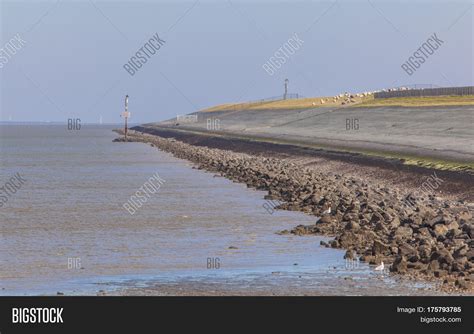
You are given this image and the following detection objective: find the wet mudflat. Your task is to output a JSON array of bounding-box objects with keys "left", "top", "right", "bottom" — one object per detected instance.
[{"left": 0, "top": 125, "right": 447, "bottom": 295}]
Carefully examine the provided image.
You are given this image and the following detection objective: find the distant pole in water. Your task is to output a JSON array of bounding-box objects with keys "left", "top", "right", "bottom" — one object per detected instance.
[
  {"left": 121, "top": 95, "right": 130, "bottom": 140},
  {"left": 284, "top": 78, "right": 289, "bottom": 100}
]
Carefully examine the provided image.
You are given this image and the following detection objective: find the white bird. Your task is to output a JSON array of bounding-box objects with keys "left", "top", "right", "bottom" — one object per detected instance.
[
  {"left": 322, "top": 203, "right": 331, "bottom": 215},
  {"left": 375, "top": 262, "right": 384, "bottom": 271}
]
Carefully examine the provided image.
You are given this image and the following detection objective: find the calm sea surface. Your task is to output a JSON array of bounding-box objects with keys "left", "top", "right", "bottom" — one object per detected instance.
[{"left": 0, "top": 125, "right": 436, "bottom": 295}]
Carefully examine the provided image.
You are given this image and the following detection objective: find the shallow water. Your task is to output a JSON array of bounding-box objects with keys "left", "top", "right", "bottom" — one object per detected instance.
[{"left": 0, "top": 125, "right": 439, "bottom": 295}]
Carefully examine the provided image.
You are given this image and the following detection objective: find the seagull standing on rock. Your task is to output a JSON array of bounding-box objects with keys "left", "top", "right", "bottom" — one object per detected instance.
[
  {"left": 375, "top": 262, "right": 384, "bottom": 271},
  {"left": 322, "top": 203, "right": 331, "bottom": 215}
]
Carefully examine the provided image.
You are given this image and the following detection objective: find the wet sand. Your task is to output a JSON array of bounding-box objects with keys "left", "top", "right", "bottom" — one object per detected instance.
[{"left": 113, "top": 269, "right": 449, "bottom": 296}]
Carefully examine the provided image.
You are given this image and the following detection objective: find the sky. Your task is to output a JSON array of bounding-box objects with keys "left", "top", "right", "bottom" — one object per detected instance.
[{"left": 0, "top": 0, "right": 472, "bottom": 123}]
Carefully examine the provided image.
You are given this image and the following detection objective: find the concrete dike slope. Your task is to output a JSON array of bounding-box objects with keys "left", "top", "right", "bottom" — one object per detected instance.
[{"left": 144, "top": 103, "right": 474, "bottom": 170}]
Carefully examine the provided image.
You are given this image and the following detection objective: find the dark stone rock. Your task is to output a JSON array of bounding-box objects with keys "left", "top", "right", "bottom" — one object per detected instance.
[
  {"left": 344, "top": 249, "right": 356, "bottom": 260},
  {"left": 428, "top": 260, "right": 440, "bottom": 271},
  {"left": 407, "top": 262, "right": 426, "bottom": 270},
  {"left": 343, "top": 211, "right": 358, "bottom": 220},
  {"left": 434, "top": 269, "right": 448, "bottom": 278},
  {"left": 395, "top": 226, "right": 413, "bottom": 239},
  {"left": 390, "top": 217, "right": 401, "bottom": 229},
  {"left": 372, "top": 240, "right": 389, "bottom": 256},
  {"left": 455, "top": 278, "right": 472, "bottom": 289},
  {"left": 370, "top": 212, "right": 384, "bottom": 224},
  {"left": 319, "top": 215, "right": 333, "bottom": 224},
  {"left": 454, "top": 246, "right": 468, "bottom": 258},
  {"left": 345, "top": 221, "right": 360, "bottom": 231},
  {"left": 418, "top": 244, "right": 432, "bottom": 262},
  {"left": 338, "top": 231, "right": 361, "bottom": 248},
  {"left": 446, "top": 228, "right": 462, "bottom": 238},
  {"left": 374, "top": 222, "right": 388, "bottom": 233},
  {"left": 391, "top": 256, "right": 408, "bottom": 273},
  {"left": 425, "top": 215, "right": 445, "bottom": 227},
  {"left": 465, "top": 249, "right": 474, "bottom": 261},
  {"left": 431, "top": 249, "right": 454, "bottom": 265},
  {"left": 461, "top": 223, "right": 473, "bottom": 238},
  {"left": 452, "top": 260, "right": 467, "bottom": 272},
  {"left": 330, "top": 240, "right": 339, "bottom": 248},
  {"left": 398, "top": 242, "right": 417, "bottom": 257},
  {"left": 418, "top": 227, "right": 431, "bottom": 237},
  {"left": 408, "top": 254, "right": 420, "bottom": 263}
]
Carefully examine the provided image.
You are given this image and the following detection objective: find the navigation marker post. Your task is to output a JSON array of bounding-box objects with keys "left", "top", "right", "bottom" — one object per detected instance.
[{"left": 121, "top": 95, "right": 130, "bottom": 140}]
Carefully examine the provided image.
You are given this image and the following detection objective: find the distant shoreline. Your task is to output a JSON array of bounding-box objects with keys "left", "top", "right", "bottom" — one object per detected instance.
[{"left": 0, "top": 122, "right": 128, "bottom": 126}]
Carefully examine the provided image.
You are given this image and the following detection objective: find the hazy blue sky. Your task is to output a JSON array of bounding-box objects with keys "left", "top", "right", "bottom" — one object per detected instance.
[{"left": 0, "top": 0, "right": 472, "bottom": 123}]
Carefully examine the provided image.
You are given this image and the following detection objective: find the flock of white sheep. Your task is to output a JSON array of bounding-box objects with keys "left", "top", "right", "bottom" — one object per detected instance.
[{"left": 314, "top": 86, "right": 410, "bottom": 105}]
